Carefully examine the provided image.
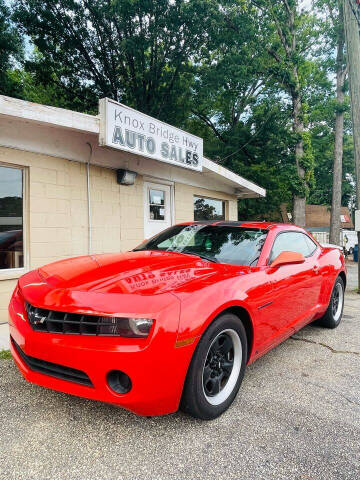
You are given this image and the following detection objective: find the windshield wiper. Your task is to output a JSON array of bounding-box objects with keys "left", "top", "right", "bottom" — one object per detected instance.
[
  {"left": 181, "top": 250, "right": 218, "bottom": 263},
  {"left": 249, "top": 255, "right": 260, "bottom": 266}
]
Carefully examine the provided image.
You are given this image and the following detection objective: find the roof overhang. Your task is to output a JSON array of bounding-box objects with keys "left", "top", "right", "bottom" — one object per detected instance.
[
  {"left": 203, "top": 157, "right": 265, "bottom": 198},
  {"left": 0, "top": 95, "right": 265, "bottom": 199},
  {"left": 0, "top": 94, "right": 99, "bottom": 133}
]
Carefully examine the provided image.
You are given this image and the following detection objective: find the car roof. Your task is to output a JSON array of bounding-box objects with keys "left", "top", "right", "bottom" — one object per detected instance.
[{"left": 180, "top": 221, "right": 305, "bottom": 231}]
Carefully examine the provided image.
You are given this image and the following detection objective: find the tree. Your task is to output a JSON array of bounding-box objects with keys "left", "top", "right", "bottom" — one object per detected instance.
[
  {"left": 308, "top": 118, "right": 354, "bottom": 207},
  {"left": 0, "top": 0, "right": 23, "bottom": 97},
  {"left": 187, "top": 1, "right": 296, "bottom": 219},
  {"left": 9, "top": 0, "right": 354, "bottom": 227},
  {"left": 250, "top": 0, "right": 322, "bottom": 226},
  {"left": 13, "top": 0, "right": 218, "bottom": 120},
  {"left": 307, "top": 1, "right": 354, "bottom": 216},
  {"left": 314, "top": 0, "right": 348, "bottom": 244},
  {"left": 329, "top": 2, "right": 347, "bottom": 244}
]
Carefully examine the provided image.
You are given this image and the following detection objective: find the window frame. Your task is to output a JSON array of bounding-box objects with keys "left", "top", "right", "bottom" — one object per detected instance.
[
  {"left": 0, "top": 162, "right": 29, "bottom": 280},
  {"left": 267, "top": 230, "right": 318, "bottom": 265},
  {"left": 193, "top": 195, "right": 227, "bottom": 221}
]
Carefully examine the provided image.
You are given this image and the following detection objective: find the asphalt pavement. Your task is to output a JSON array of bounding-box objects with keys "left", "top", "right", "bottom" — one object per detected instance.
[{"left": 0, "top": 266, "right": 359, "bottom": 480}]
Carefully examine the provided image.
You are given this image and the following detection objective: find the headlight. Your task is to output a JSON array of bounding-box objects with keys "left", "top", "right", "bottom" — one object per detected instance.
[{"left": 98, "top": 317, "right": 154, "bottom": 337}]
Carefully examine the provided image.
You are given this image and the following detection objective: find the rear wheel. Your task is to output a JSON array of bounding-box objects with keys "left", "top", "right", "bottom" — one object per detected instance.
[
  {"left": 317, "top": 276, "right": 344, "bottom": 329},
  {"left": 180, "top": 313, "right": 247, "bottom": 420}
]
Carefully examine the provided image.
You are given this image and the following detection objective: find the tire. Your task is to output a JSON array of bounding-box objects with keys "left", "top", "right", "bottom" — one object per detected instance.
[
  {"left": 317, "top": 276, "right": 345, "bottom": 329},
  {"left": 180, "top": 313, "right": 247, "bottom": 420}
]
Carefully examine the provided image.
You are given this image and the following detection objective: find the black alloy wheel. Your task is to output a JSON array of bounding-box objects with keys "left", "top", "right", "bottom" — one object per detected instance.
[{"left": 181, "top": 313, "right": 247, "bottom": 420}]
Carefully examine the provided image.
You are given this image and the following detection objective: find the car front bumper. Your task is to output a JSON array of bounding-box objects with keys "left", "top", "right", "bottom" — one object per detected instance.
[{"left": 8, "top": 274, "right": 198, "bottom": 416}]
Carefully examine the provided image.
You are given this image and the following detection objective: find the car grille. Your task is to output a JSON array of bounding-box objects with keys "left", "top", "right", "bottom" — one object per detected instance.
[
  {"left": 25, "top": 302, "right": 116, "bottom": 336},
  {"left": 11, "top": 337, "right": 93, "bottom": 387}
]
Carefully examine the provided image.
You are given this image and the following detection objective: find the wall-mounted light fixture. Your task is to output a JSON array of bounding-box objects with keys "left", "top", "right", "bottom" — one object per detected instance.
[{"left": 116, "top": 169, "right": 137, "bottom": 186}]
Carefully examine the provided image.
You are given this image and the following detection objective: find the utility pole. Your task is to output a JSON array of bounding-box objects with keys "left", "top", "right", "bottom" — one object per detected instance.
[{"left": 343, "top": 0, "right": 360, "bottom": 292}]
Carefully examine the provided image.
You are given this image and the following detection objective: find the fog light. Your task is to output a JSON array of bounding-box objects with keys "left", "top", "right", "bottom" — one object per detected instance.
[{"left": 107, "top": 370, "right": 132, "bottom": 394}]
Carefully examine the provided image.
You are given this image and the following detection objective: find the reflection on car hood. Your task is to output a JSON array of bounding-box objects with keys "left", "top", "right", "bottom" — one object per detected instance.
[{"left": 38, "top": 251, "right": 246, "bottom": 296}]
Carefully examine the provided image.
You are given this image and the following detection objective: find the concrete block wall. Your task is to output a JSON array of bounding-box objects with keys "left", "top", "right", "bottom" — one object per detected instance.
[
  {"left": 119, "top": 175, "right": 145, "bottom": 251},
  {"left": 0, "top": 146, "right": 145, "bottom": 322}
]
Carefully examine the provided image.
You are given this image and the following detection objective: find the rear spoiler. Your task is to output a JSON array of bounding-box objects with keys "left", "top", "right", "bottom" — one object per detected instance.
[{"left": 320, "top": 243, "right": 343, "bottom": 251}]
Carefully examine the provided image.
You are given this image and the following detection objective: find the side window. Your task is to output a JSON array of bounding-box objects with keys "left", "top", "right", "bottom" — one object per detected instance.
[
  {"left": 269, "top": 232, "right": 313, "bottom": 263},
  {"left": 0, "top": 165, "right": 25, "bottom": 271},
  {"left": 304, "top": 235, "right": 317, "bottom": 255}
]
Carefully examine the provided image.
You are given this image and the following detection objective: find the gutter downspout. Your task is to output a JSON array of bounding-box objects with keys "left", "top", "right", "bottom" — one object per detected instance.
[{"left": 86, "top": 142, "right": 93, "bottom": 255}]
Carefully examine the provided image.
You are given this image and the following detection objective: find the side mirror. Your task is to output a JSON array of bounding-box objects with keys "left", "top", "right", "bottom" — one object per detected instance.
[{"left": 269, "top": 251, "right": 305, "bottom": 268}]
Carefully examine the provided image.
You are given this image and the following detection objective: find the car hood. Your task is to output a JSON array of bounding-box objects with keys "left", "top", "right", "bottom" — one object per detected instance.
[{"left": 38, "top": 251, "right": 234, "bottom": 296}]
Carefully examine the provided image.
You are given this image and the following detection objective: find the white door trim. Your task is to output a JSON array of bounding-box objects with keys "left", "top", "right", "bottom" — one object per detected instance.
[{"left": 142, "top": 175, "right": 174, "bottom": 187}]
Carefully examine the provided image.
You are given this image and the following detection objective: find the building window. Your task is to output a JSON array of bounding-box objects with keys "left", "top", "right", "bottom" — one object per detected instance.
[
  {"left": 194, "top": 196, "right": 226, "bottom": 221},
  {"left": 149, "top": 189, "right": 165, "bottom": 220},
  {"left": 0, "top": 165, "right": 24, "bottom": 270}
]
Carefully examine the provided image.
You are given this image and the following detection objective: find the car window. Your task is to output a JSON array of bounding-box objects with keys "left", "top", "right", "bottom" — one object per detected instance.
[
  {"left": 304, "top": 235, "right": 317, "bottom": 255},
  {"left": 269, "top": 232, "right": 315, "bottom": 263}
]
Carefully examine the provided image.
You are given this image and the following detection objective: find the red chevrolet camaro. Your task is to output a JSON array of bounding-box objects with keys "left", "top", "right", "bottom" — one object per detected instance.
[{"left": 9, "top": 222, "right": 346, "bottom": 419}]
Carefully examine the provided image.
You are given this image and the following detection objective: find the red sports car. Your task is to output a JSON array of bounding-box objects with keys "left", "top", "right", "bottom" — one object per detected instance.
[{"left": 8, "top": 222, "right": 346, "bottom": 419}]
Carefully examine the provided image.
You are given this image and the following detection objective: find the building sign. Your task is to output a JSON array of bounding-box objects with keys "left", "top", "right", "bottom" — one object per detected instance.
[{"left": 99, "top": 98, "right": 203, "bottom": 171}]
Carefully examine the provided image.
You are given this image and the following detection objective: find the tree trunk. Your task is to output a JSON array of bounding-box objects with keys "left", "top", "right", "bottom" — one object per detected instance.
[
  {"left": 329, "top": 8, "right": 345, "bottom": 246},
  {"left": 292, "top": 72, "right": 306, "bottom": 227},
  {"left": 293, "top": 195, "right": 306, "bottom": 226}
]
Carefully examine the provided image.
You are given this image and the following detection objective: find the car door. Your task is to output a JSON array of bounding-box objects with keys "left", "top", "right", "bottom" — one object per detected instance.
[{"left": 257, "top": 231, "right": 322, "bottom": 351}]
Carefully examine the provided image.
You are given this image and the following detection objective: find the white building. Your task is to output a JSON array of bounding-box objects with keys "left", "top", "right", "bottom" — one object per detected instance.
[{"left": 0, "top": 95, "right": 265, "bottom": 322}]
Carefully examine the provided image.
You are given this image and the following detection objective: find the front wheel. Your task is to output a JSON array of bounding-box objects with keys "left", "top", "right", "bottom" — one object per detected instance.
[
  {"left": 317, "top": 276, "right": 345, "bottom": 329},
  {"left": 180, "top": 313, "right": 247, "bottom": 420}
]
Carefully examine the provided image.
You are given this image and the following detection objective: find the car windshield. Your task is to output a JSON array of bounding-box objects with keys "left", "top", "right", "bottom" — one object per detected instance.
[{"left": 134, "top": 224, "right": 268, "bottom": 266}]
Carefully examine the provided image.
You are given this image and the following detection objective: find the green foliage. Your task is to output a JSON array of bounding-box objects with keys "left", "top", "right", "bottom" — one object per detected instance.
[
  {"left": 306, "top": 77, "right": 353, "bottom": 207},
  {"left": 13, "top": 0, "right": 219, "bottom": 121},
  {"left": 0, "top": 350, "right": 11, "bottom": 360},
  {"left": 306, "top": 0, "right": 354, "bottom": 207},
  {"left": 308, "top": 122, "right": 354, "bottom": 206},
  {"left": 0, "top": 0, "right": 354, "bottom": 219},
  {"left": 0, "top": 0, "right": 23, "bottom": 97}
]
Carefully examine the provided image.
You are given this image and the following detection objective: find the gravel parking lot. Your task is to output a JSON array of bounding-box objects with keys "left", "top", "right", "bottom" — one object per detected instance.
[{"left": 1, "top": 268, "right": 359, "bottom": 480}]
